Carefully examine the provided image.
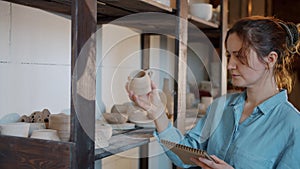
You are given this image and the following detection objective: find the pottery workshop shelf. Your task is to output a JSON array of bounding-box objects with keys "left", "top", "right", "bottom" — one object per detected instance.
[
  {"left": 188, "top": 14, "right": 219, "bottom": 29},
  {"left": 0, "top": 0, "right": 228, "bottom": 168}
]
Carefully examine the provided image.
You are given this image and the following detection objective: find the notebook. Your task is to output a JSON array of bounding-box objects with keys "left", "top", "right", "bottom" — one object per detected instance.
[{"left": 161, "top": 139, "right": 215, "bottom": 165}]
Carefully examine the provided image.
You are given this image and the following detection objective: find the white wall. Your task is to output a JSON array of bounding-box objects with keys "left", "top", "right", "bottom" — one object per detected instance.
[{"left": 0, "top": 1, "right": 71, "bottom": 116}]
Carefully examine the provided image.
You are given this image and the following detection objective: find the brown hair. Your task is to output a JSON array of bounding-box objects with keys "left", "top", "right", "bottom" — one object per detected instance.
[{"left": 225, "top": 16, "right": 300, "bottom": 93}]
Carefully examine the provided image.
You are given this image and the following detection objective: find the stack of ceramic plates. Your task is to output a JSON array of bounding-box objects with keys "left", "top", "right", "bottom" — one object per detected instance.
[{"left": 49, "top": 113, "right": 70, "bottom": 142}]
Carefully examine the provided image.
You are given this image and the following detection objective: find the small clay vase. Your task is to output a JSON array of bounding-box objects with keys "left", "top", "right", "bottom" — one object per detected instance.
[{"left": 128, "top": 69, "right": 153, "bottom": 95}]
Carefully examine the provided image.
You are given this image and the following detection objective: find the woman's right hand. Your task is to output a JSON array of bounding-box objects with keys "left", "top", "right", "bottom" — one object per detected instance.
[{"left": 126, "top": 81, "right": 166, "bottom": 120}]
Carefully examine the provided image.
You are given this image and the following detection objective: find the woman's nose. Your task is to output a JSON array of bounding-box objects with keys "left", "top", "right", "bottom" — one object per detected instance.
[{"left": 227, "top": 56, "right": 236, "bottom": 70}]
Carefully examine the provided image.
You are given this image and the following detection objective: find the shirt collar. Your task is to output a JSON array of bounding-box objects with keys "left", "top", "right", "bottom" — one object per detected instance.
[
  {"left": 257, "top": 90, "right": 287, "bottom": 115},
  {"left": 228, "top": 89, "right": 288, "bottom": 115}
]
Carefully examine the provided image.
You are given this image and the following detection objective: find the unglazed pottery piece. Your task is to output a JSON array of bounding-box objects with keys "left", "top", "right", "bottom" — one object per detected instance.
[
  {"left": 103, "top": 112, "right": 128, "bottom": 124},
  {"left": 111, "top": 104, "right": 128, "bottom": 114},
  {"left": 49, "top": 113, "right": 70, "bottom": 142},
  {"left": 128, "top": 69, "right": 153, "bottom": 95}
]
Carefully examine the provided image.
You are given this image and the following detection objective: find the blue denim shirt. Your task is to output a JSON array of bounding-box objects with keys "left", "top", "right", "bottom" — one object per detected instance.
[{"left": 154, "top": 90, "right": 300, "bottom": 169}]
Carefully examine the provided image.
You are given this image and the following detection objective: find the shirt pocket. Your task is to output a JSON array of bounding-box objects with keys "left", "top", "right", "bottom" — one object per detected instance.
[{"left": 231, "top": 149, "right": 274, "bottom": 169}]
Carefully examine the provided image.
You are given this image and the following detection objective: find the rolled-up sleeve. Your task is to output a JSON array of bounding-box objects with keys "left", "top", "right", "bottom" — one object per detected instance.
[
  {"left": 153, "top": 122, "right": 193, "bottom": 168},
  {"left": 153, "top": 117, "right": 209, "bottom": 168}
]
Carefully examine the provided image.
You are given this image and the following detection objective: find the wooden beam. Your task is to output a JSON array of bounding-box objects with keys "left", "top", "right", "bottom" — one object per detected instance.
[
  {"left": 2, "top": 0, "right": 71, "bottom": 15},
  {"left": 219, "top": 0, "right": 228, "bottom": 95},
  {"left": 71, "top": 0, "right": 96, "bottom": 168}
]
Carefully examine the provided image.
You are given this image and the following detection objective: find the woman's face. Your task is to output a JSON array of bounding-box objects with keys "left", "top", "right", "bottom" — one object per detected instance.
[{"left": 226, "top": 33, "right": 269, "bottom": 89}]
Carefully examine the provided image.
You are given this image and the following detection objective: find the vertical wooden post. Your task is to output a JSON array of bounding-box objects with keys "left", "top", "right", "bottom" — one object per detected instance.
[
  {"left": 220, "top": 0, "right": 228, "bottom": 95},
  {"left": 174, "top": 0, "right": 188, "bottom": 133},
  {"left": 71, "top": 0, "right": 96, "bottom": 168},
  {"left": 141, "top": 34, "right": 151, "bottom": 70},
  {"left": 140, "top": 33, "right": 151, "bottom": 169}
]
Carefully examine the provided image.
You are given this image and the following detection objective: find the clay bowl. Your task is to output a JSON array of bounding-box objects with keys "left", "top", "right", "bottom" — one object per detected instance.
[{"left": 103, "top": 112, "right": 128, "bottom": 124}]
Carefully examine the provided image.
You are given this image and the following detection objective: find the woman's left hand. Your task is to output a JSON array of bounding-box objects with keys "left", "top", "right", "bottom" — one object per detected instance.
[{"left": 190, "top": 155, "right": 234, "bottom": 169}]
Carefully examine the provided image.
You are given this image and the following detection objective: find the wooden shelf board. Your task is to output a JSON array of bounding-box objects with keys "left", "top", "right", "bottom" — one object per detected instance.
[
  {"left": 98, "top": 0, "right": 173, "bottom": 13},
  {"left": 106, "top": 12, "right": 177, "bottom": 34},
  {"left": 3, "top": 0, "right": 174, "bottom": 24},
  {"left": 188, "top": 14, "right": 219, "bottom": 29},
  {"left": 3, "top": 0, "right": 71, "bottom": 15},
  {"left": 94, "top": 128, "right": 154, "bottom": 160}
]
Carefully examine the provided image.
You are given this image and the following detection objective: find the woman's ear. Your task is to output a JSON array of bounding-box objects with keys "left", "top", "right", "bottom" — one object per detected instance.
[{"left": 265, "top": 51, "right": 278, "bottom": 68}]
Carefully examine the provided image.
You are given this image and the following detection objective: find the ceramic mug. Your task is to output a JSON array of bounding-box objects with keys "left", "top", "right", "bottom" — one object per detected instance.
[{"left": 128, "top": 69, "right": 153, "bottom": 95}]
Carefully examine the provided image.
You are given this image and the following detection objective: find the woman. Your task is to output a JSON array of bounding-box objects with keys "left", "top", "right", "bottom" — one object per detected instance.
[{"left": 127, "top": 16, "right": 300, "bottom": 169}]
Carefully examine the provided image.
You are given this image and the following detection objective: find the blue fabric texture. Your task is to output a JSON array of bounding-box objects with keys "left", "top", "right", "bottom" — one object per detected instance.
[{"left": 154, "top": 90, "right": 300, "bottom": 169}]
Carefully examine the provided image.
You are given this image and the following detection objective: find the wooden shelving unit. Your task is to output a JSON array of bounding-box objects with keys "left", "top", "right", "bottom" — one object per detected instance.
[{"left": 0, "top": 0, "right": 228, "bottom": 168}]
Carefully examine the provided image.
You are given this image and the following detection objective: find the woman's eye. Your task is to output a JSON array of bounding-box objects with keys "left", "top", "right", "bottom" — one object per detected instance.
[{"left": 226, "top": 52, "right": 231, "bottom": 58}]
